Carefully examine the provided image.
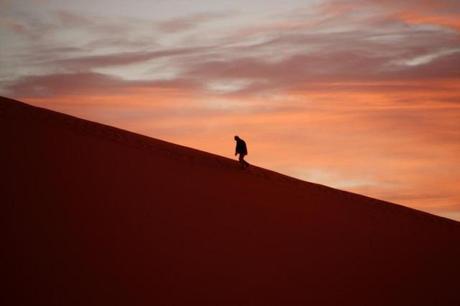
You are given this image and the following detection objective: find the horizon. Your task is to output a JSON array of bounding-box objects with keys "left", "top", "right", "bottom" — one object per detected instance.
[{"left": 1, "top": 0, "right": 459, "bottom": 221}]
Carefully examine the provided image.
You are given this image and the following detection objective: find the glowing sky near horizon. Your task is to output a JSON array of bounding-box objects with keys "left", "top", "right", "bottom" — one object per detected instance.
[{"left": 1, "top": 0, "right": 460, "bottom": 221}]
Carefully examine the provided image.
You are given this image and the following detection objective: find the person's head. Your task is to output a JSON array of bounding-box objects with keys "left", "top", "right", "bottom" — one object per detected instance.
[{"left": 234, "top": 135, "right": 240, "bottom": 141}]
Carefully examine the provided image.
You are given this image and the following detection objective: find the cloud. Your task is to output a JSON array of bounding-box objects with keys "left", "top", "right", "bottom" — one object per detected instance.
[
  {"left": 4, "top": 9, "right": 460, "bottom": 99},
  {"left": 335, "top": 0, "right": 460, "bottom": 31},
  {"left": 54, "top": 46, "right": 211, "bottom": 70},
  {"left": 52, "top": 10, "right": 142, "bottom": 35},
  {"left": 4, "top": 72, "right": 132, "bottom": 97},
  {"left": 3, "top": 71, "right": 201, "bottom": 97},
  {"left": 155, "top": 11, "right": 235, "bottom": 33},
  {"left": 3, "top": 1, "right": 459, "bottom": 97},
  {"left": 0, "top": 17, "right": 28, "bottom": 34},
  {"left": 180, "top": 45, "right": 460, "bottom": 97}
]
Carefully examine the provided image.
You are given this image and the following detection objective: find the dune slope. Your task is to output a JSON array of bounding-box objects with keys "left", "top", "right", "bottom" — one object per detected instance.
[{"left": 2, "top": 96, "right": 460, "bottom": 306}]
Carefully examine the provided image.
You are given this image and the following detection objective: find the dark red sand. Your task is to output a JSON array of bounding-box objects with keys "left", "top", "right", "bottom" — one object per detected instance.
[{"left": 2, "top": 96, "right": 460, "bottom": 306}]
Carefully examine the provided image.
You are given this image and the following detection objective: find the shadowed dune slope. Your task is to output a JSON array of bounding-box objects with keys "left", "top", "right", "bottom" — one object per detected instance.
[{"left": 2, "top": 96, "right": 460, "bottom": 306}]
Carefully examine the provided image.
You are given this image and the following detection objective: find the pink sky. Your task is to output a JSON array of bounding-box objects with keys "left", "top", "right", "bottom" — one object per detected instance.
[{"left": 1, "top": 0, "right": 460, "bottom": 220}]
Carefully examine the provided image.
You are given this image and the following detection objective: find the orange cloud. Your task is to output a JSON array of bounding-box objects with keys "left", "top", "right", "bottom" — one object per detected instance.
[{"left": 398, "top": 11, "right": 460, "bottom": 31}]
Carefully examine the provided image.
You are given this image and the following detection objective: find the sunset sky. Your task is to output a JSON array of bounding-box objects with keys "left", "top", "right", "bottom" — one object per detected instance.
[{"left": 1, "top": 0, "right": 459, "bottom": 220}]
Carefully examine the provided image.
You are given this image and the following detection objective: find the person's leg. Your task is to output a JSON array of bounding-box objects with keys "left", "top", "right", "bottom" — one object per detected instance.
[
  {"left": 238, "top": 154, "right": 244, "bottom": 168},
  {"left": 241, "top": 154, "right": 250, "bottom": 168}
]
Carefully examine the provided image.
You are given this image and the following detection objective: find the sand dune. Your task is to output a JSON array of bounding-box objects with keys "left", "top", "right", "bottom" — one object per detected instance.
[{"left": 2, "top": 96, "right": 460, "bottom": 306}]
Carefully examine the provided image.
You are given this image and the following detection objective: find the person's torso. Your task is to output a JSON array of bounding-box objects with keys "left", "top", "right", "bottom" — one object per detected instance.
[{"left": 236, "top": 140, "right": 247, "bottom": 154}]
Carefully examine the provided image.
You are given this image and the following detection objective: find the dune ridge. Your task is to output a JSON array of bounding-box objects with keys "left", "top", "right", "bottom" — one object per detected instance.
[{"left": 2, "top": 96, "right": 460, "bottom": 306}]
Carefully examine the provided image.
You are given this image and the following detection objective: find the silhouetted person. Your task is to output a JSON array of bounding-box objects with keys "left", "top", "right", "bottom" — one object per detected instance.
[{"left": 234, "top": 135, "right": 249, "bottom": 169}]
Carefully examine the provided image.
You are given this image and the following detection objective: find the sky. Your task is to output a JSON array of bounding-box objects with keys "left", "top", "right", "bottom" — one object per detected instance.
[{"left": 1, "top": 0, "right": 460, "bottom": 221}]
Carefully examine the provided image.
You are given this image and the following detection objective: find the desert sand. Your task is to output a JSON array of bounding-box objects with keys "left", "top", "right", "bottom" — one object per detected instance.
[{"left": 2, "top": 96, "right": 460, "bottom": 306}]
